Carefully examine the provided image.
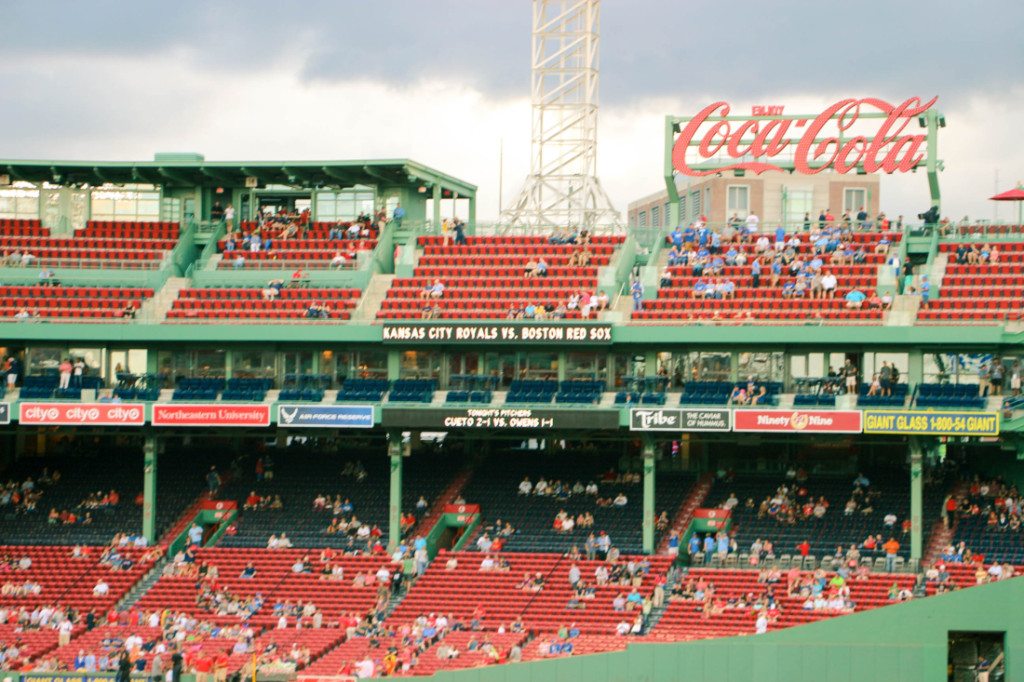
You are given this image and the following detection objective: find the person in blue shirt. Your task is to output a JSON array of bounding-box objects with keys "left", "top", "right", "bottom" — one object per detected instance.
[
  {"left": 725, "top": 247, "right": 739, "bottom": 265},
  {"left": 710, "top": 232, "right": 721, "bottom": 252},
  {"left": 751, "top": 258, "right": 762, "bottom": 288},
  {"left": 702, "top": 534, "right": 715, "bottom": 563},
  {"left": 775, "top": 226, "right": 786, "bottom": 245},
  {"left": 919, "top": 276, "right": 930, "bottom": 307},
  {"left": 670, "top": 226, "right": 684, "bottom": 248},
  {"left": 809, "top": 256, "right": 823, "bottom": 271},
  {"left": 392, "top": 204, "right": 406, "bottom": 227},
  {"left": 770, "top": 260, "right": 783, "bottom": 287},
  {"left": 524, "top": 303, "right": 537, "bottom": 318},
  {"left": 688, "top": 534, "right": 701, "bottom": 556},
  {"left": 716, "top": 533, "right": 729, "bottom": 555},
  {"left": 814, "top": 235, "right": 829, "bottom": 253},
  {"left": 844, "top": 289, "right": 867, "bottom": 308},
  {"left": 692, "top": 280, "right": 707, "bottom": 299},
  {"left": 683, "top": 225, "right": 696, "bottom": 243},
  {"left": 630, "top": 279, "right": 644, "bottom": 311}
]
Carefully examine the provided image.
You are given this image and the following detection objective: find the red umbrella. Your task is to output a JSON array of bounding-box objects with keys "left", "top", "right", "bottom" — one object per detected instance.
[{"left": 990, "top": 185, "right": 1024, "bottom": 224}]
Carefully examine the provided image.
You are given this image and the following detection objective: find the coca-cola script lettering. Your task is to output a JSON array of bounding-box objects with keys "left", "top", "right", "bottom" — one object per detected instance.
[{"left": 672, "top": 97, "right": 938, "bottom": 176}]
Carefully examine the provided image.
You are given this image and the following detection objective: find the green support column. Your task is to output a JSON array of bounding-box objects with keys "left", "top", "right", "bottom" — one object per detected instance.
[
  {"left": 432, "top": 184, "right": 442, "bottom": 230},
  {"left": 142, "top": 435, "right": 158, "bottom": 544},
  {"left": 387, "top": 351, "right": 401, "bottom": 382},
  {"left": 388, "top": 432, "right": 404, "bottom": 553},
  {"left": 909, "top": 437, "right": 924, "bottom": 562},
  {"left": 642, "top": 436, "right": 657, "bottom": 555},
  {"left": 907, "top": 349, "right": 924, "bottom": 387}
]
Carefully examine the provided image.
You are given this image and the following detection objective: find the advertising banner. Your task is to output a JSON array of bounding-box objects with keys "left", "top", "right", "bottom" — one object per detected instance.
[
  {"left": 862, "top": 410, "right": 1000, "bottom": 436},
  {"left": 152, "top": 404, "right": 271, "bottom": 427},
  {"left": 18, "top": 402, "right": 145, "bottom": 426},
  {"left": 277, "top": 404, "right": 375, "bottom": 429},
  {"left": 732, "top": 409, "right": 863, "bottom": 433},
  {"left": 629, "top": 408, "right": 731, "bottom": 432},
  {"left": 382, "top": 322, "right": 612, "bottom": 345}
]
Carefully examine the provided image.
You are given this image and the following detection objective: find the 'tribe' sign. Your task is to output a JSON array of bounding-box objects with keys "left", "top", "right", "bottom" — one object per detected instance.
[{"left": 672, "top": 96, "right": 938, "bottom": 177}]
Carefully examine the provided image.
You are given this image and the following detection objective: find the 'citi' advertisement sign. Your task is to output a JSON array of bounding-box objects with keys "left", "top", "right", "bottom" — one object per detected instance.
[
  {"left": 673, "top": 96, "right": 938, "bottom": 176},
  {"left": 19, "top": 402, "right": 145, "bottom": 426}
]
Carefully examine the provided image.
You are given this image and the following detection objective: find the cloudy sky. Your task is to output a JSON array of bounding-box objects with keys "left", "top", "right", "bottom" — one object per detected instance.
[{"left": 2, "top": 0, "right": 1022, "bottom": 222}]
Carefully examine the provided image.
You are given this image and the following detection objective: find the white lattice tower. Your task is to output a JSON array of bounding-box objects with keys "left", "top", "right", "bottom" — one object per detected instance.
[{"left": 498, "top": 0, "right": 622, "bottom": 232}]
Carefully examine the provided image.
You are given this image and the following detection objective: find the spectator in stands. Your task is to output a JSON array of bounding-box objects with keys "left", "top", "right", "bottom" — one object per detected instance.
[
  {"left": 58, "top": 358, "right": 73, "bottom": 390},
  {"left": 630, "top": 278, "right": 644, "bottom": 312},
  {"left": 882, "top": 537, "right": 900, "bottom": 572}
]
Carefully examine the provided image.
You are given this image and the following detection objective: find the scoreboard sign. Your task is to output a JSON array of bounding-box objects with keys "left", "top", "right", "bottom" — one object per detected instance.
[
  {"left": 382, "top": 322, "right": 612, "bottom": 345},
  {"left": 381, "top": 407, "right": 619, "bottom": 430}
]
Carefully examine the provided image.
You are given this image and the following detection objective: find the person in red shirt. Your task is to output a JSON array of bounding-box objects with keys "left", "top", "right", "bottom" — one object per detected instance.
[{"left": 796, "top": 540, "right": 811, "bottom": 557}]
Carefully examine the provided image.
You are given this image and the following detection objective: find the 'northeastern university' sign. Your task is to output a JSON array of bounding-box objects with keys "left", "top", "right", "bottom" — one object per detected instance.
[
  {"left": 672, "top": 96, "right": 939, "bottom": 176},
  {"left": 382, "top": 322, "right": 612, "bottom": 345}
]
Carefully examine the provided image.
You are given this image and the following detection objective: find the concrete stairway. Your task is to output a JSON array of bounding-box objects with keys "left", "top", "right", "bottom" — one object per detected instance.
[
  {"left": 144, "top": 276, "right": 191, "bottom": 323},
  {"left": 351, "top": 273, "right": 394, "bottom": 322},
  {"left": 656, "top": 472, "right": 714, "bottom": 555}
]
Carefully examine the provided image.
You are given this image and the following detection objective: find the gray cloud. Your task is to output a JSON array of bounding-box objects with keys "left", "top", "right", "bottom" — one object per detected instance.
[{"left": 5, "top": 0, "right": 1021, "bottom": 108}]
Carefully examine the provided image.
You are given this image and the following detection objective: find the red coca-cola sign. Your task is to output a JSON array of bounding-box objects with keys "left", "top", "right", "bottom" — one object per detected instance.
[
  {"left": 152, "top": 403, "right": 270, "bottom": 427},
  {"left": 19, "top": 402, "right": 145, "bottom": 426},
  {"left": 733, "top": 409, "right": 863, "bottom": 433},
  {"left": 672, "top": 96, "right": 938, "bottom": 176}
]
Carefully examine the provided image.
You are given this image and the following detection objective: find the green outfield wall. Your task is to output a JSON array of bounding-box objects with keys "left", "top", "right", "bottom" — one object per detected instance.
[{"left": 425, "top": 577, "right": 1022, "bottom": 682}]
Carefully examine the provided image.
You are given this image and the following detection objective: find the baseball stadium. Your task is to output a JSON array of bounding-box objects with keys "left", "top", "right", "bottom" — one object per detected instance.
[{"left": 0, "top": 2, "right": 1021, "bottom": 681}]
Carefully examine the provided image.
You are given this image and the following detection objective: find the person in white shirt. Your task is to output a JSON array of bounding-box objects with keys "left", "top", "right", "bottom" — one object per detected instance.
[
  {"left": 745, "top": 213, "right": 760, "bottom": 232},
  {"left": 613, "top": 493, "right": 628, "bottom": 507},
  {"left": 723, "top": 493, "right": 739, "bottom": 510},
  {"left": 479, "top": 556, "right": 495, "bottom": 571},
  {"left": 375, "top": 566, "right": 391, "bottom": 584},
  {"left": 615, "top": 620, "right": 630, "bottom": 636},
  {"left": 821, "top": 271, "right": 838, "bottom": 298},
  {"left": 755, "top": 613, "right": 769, "bottom": 634},
  {"left": 92, "top": 580, "right": 109, "bottom": 597},
  {"left": 58, "top": 619, "right": 74, "bottom": 647},
  {"left": 277, "top": 615, "right": 288, "bottom": 629},
  {"left": 518, "top": 478, "right": 533, "bottom": 495},
  {"left": 883, "top": 513, "right": 897, "bottom": 527}
]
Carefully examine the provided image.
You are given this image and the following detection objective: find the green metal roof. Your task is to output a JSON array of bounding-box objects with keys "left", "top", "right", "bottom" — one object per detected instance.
[{"left": 0, "top": 157, "right": 477, "bottom": 197}]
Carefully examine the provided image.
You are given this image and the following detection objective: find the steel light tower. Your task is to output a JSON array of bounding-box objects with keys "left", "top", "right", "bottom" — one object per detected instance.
[{"left": 498, "top": 0, "right": 622, "bottom": 232}]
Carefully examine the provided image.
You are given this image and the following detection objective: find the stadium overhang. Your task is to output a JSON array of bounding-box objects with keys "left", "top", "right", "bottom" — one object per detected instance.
[{"left": 0, "top": 156, "right": 477, "bottom": 198}]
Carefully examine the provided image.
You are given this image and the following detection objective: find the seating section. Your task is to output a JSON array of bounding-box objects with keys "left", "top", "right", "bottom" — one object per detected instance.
[
  {"left": 0, "top": 285, "right": 153, "bottom": 321},
  {"left": 113, "top": 373, "right": 163, "bottom": 401},
  {"left": 504, "top": 379, "right": 607, "bottom": 405},
  {"left": 133, "top": 549, "right": 388, "bottom": 627},
  {"left": 0, "top": 452, "right": 212, "bottom": 545},
  {"left": 216, "top": 448, "right": 459, "bottom": 548},
  {"left": 857, "top": 381, "right": 909, "bottom": 408},
  {"left": 166, "top": 288, "right": 361, "bottom": 322},
  {"left": 680, "top": 381, "right": 782, "bottom": 406},
  {"left": 223, "top": 378, "right": 274, "bottom": 402},
  {"left": 652, "top": 567, "right": 914, "bottom": 639},
  {"left": 18, "top": 373, "right": 104, "bottom": 400},
  {"left": 635, "top": 230, "right": 897, "bottom": 323},
  {"left": 1, "top": 221, "right": 178, "bottom": 269},
  {"left": 217, "top": 221, "right": 376, "bottom": 269},
  {"left": 337, "top": 379, "right": 390, "bottom": 402},
  {"left": 914, "top": 383, "right": 986, "bottom": 409},
  {"left": 377, "top": 235, "right": 624, "bottom": 320},
  {"left": 458, "top": 452, "right": 695, "bottom": 554},
  {"left": 388, "top": 379, "right": 437, "bottom": 403},
  {"left": 279, "top": 374, "right": 331, "bottom": 402},
  {"left": 388, "top": 551, "right": 673, "bottom": 634},
  {"left": 919, "top": 242, "right": 1024, "bottom": 323},
  {"left": 0, "top": 545, "right": 157, "bottom": 615},
  {"left": 172, "top": 377, "right": 225, "bottom": 401},
  {"left": 446, "top": 375, "right": 498, "bottom": 404}
]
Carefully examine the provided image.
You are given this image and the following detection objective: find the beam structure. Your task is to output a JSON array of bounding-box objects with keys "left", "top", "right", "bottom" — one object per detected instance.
[{"left": 388, "top": 431, "right": 404, "bottom": 553}]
